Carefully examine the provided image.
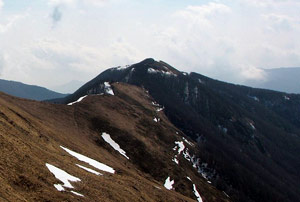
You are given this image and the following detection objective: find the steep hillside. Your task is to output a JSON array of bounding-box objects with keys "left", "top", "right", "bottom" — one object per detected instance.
[
  {"left": 0, "top": 83, "right": 229, "bottom": 201},
  {"left": 58, "top": 58, "right": 300, "bottom": 202},
  {"left": 0, "top": 79, "right": 67, "bottom": 101}
]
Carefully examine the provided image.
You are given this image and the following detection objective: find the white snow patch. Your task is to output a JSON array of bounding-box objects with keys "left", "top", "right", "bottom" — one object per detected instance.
[
  {"left": 172, "top": 157, "right": 179, "bottom": 164},
  {"left": 207, "top": 181, "right": 212, "bottom": 184},
  {"left": 174, "top": 141, "right": 185, "bottom": 155},
  {"left": 249, "top": 95, "right": 259, "bottom": 102},
  {"left": 249, "top": 122, "right": 256, "bottom": 130},
  {"left": 115, "top": 65, "right": 130, "bottom": 70},
  {"left": 54, "top": 184, "right": 65, "bottom": 191},
  {"left": 67, "top": 95, "right": 88, "bottom": 106},
  {"left": 153, "top": 117, "right": 160, "bottom": 122},
  {"left": 182, "top": 72, "right": 188, "bottom": 76},
  {"left": 193, "top": 184, "right": 203, "bottom": 202},
  {"left": 223, "top": 191, "right": 230, "bottom": 198},
  {"left": 284, "top": 95, "right": 290, "bottom": 100},
  {"left": 182, "top": 137, "right": 194, "bottom": 146},
  {"left": 186, "top": 176, "right": 192, "bottom": 181},
  {"left": 148, "top": 68, "right": 160, "bottom": 74},
  {"left": 76, "top": 164, "right": 103, "bottom": 176},
  {"left": 152, "top": 101, "right": 160, "bottom": 107},
  {"left": 156, "top": 107, "right": 164, "bottom": 112},
  {"left": 164, "top": 177, "right": 174, "bottom": 190},
  {"left": 101, "top": 132, "right": 129, "bottom": 159},
  {"left": 198, "top": 79, "right": 204, "bottom": 84},
  {"left": 70, "top": 191, "right": 84, "bottom": 197},
  {"left": 154, "top": 185, "right": 162, "bottom": 190},
  {"left": 104, "top": 82, "right": 114, "bottom": 95},
  {"left": 147, "top": 68, "right": 176, "bottom": 77},
  {"left": 46, "top": 163, "right": 81, "bottom": 189},
  {"left": 60, "top": 146, "right": 115, "bottom": 174}
]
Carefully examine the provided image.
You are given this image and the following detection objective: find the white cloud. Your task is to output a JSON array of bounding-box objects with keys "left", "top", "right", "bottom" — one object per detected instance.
[
  {"left": 1, "top": 0, "right": 300, "bottom": 87},
  {"left": 48, "top": 0, "right": 76, "bottom": 6},
  {"left": 263, "top": 14, "right": 297, "bottom": 32},
  {"left": 0, "top": 0, "right": 3, "bottom": 10}
]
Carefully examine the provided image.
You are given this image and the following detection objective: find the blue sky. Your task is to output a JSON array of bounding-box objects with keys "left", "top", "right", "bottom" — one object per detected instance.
[{"left": 0, "top": 0, "right": 300, "bottom": 90}]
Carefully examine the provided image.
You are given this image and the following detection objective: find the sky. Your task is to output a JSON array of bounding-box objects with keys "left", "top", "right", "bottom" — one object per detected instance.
[{"left": 0, "top": 0, "right": 300, "bottom": 90}]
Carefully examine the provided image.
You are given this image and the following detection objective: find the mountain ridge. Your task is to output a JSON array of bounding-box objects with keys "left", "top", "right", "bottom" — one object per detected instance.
[{"left": 54, "top": 58, "right": 300, "bottom": 202}]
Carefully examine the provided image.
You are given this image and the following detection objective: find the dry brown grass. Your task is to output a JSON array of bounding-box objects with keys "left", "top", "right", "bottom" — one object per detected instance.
[{"left": 0, "top": 83, "right": 230, "bottom": 202}]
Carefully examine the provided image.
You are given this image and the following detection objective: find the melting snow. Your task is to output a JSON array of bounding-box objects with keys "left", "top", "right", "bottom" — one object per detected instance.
[
  {"left": 164, "top": 177, "right": 174, "bottom": 190},
  {"left": 174, "top": 141, "right": 185, "bottom": 155},
  {"left": 104, "top": 82, "right": 114, "bottom": 95},
  {"left": 153, "top": 117, "right": 160, "bottom": 122},
  {"left": 249, "top": 95, "right": 259, "bottom": 102},
  {"left": 172, "top": 157, "right": 179, "bottom": 164},
  {"left": 182, "top": 137, "right": 194, "bottom": 146},
  {"left": 115, "top": 65, "right": 130, "bottom": 70},
  {"left": 284, "top": 95, "right": 290, "bottom": 100},
  {"left": 223, "top": 191, "right": 230, "bottom": 198},
  {"left": 148, "top": 68, "right": 160, "bottom": 74},
  {"left": 147, "top": 68, "right": 176, "bottom": 76},
  {"left": 172, "top": 141, "right": 186, "bottom": 165},
  {"left": 156, "top": 107, "right": 164, "bottom": 112},
  {"left": 76, "top": 164, "right": 103, "bottom": 176},
  {"left": 193, "top": 184, "right": 203, "bottom": 202},
  {"left": 186, "top": 176, "right": 192, "bottom": 181},
  {"left": 249, "top": 122, "right": 256, "bottom": 130},
  {"left": 67, "top": 95, "right": 88, "bottom": 106},
  {"left": 60, "top": 146, "right": 115, "bottom": 174},
  {"left": 152, "top": 101, "right": 160, "bottom": 107},
  {"left": 101, "top": 132, "right": 129, "bottom": 159},
  {"left": 54, "top": 184, "right": 65, "bottom": 191},
  {"left": 70, "top": 191, "right": 84, "bottom": 197},
  {"left": 45, "top": 163, "right": 81, "bottom": 190}
]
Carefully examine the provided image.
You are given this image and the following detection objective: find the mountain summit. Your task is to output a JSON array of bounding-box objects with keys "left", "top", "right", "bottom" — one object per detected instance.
[{"left": 55, "top": 58, "right": 300, "bottom": 202}]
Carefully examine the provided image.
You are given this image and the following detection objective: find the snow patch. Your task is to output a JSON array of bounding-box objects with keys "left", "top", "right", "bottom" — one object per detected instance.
[
  {"left": 186, "top": 176, "right": 192, "bottom": 181},
  {"left": 115, "top": 65, "right": 130, "bottom": 70},
  {"left": 152, "top": 101, "right": 160, "bottom": 107},
  {"left": 67, "top": 95, "right": 88, "bottom": 106},
  {"left": 249, "top": 122, "right": 256, "bottom": 130},
  {"left": 193, "top": 184, "right": 203, "bottom": 202},
  {"left": 101, "top": 132, "right": 129, "bottom": 159},
  {"left": 76, "top": 164, "right": 103, "bottom": 176},
  {"left": 70, "top": 191, "right": 84, "bottom": 197},
  {"left": 153, "top": 117, "right": 160, "bottom": 122},
  {"left": 156, "top": 107, "right": 164, "bottom": 112},
  {"left": 45, "top": 163, "right": 81, "bottom": 190},
  {"left": 164, "top": 177, "right": 174, "bottom": 190},
  {"left": 174, "top": 141, "right": 185, "bottom": 155},
  {"left": 172, "top": 157, "right": 179, "bottom": 164},
  {"left": 60, "top": 146, "right": 115, "bottom": 174},
  {"left": 223, "top": 191, "right": 230, "bottom": 198},
  {"left": 54, "top": 184, "right": 65, "bottom": 191},
  {"left": 147, "top": 68, "right": 177, "bottom": 77},
  {"left": 249, "top": 95, "right": 259, "bottom": 102},
  {"left": 284, "top": 95, "right": 290, "bottom": 100},
  {"left": 182, "top": 137, "right": 194, "bottom": 146},
  {"left": 104, "top": 82, "right": 114, "bottom": 95}
]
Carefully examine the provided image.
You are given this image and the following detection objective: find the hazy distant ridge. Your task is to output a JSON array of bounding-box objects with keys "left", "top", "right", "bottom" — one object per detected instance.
[{"left": 0, "top": 79, "right": 67, "bottom": 101}]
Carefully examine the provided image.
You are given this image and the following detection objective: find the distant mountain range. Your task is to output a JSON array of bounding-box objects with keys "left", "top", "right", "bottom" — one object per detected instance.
[
  {"left": 0, "top": 79, "right": 67, "bottom": 101},
  {"left": 243, "top": 67, "right": 300, "bottom": 94},
  {"left": 53, "top": 58, "right": 300, "bottom": 202}
]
